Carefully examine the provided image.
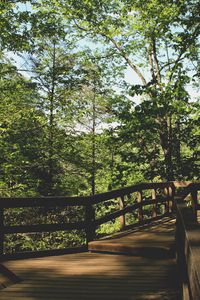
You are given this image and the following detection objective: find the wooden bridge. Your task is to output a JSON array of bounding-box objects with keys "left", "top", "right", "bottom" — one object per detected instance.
[{"left": 0, "top": 182, "right": 199, "bottom": 300}]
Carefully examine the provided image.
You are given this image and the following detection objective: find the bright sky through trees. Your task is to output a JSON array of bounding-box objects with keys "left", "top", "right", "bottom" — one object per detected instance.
[{"left": 0, "top": 0, "right": 199, "bottom": 200}]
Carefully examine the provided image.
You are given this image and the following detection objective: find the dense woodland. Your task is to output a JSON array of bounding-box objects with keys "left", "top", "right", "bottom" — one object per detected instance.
[{"left": 0, "top": 0, "right": 199, "bottom": 252}]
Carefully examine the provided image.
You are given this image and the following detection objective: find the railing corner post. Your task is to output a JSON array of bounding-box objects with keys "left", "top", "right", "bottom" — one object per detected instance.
[
  {"left": 85, "top": 203, "right": 95, "bottom": 246},
  {"left": 191, "top": 188, "right": 198, "bottom": 221},
  {"left": 171, "top": 185, "right": 176, "bottom": 213},
  {"left": 164, "top": 187, "right": 170, "bottom": 214}
]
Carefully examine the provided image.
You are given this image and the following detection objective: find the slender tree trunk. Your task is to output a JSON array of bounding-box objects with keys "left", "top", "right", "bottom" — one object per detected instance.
[
  {"left": 151, "top": 38, "right": 174, "bottom": 181},
  {"left": 48, "top": 41, "right": 56, "bottom": 195},
  {"left": 91, "top": 92, "right": 96, "bottom": 195},
  {"left": 164, "top": 147, "right": 174, "bottom": 181},
  {"left": 175, "top": 119, "right": 181, "bottom": 165},
  {"left": 159, "top": 118, "right": 174, "bottom": 181},
  {"left": 108, "top": 128, "right": 115, "bottom": 191}
]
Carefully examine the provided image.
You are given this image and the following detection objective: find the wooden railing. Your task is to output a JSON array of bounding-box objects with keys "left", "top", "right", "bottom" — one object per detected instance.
[
  {"left": 0, "top": 181, "right": 198, "bottom": 259},
  {"left": 175, "top": 182, "right": 200, "bottom": 300},
  {"left": 91, "top": 182, "right": 175, "bottom": 236}
]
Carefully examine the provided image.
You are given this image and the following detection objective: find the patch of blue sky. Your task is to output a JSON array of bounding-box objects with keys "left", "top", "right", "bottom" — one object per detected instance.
[
  {"left": 6, "top": 51, "right": 32, "bottom": 79},
  {"left": 16, "top": 1, "right": 32, "bottom": 12},
  {"left": 7, "top": 2, "right": 199, "bottom": 103}
]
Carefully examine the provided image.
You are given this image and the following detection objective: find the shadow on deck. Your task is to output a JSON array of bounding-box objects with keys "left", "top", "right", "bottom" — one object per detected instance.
[
  {"left": 89, "top": 217, "right": 176, "bottom": 258},
  {"left": 0, "top": 217, "right": 180, "bottom": 300},
  {"left": 1, "top": 181, "right": 199, "bottom": 299}
]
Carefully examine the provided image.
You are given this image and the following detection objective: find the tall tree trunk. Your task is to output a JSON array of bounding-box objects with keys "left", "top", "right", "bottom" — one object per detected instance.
[
  {"left": 91, "top": 92, "right": 96, "bottom": 195},
  {"left": 159, "top": 118, "right": 174, "bottom": 181},
  {"left": 175, "top": 119, "right": 181, "bottom": 165},
  {"left": 47, "top": 41, "right": 56, "bottom": 195}
]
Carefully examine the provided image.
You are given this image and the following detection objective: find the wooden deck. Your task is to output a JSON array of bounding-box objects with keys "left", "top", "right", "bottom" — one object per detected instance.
[
  {"left": 0, "top": 217, "right": 180, "bottom": 300},
  {"left": 89, "top": 217, "right": 176, "bottom": 257}
]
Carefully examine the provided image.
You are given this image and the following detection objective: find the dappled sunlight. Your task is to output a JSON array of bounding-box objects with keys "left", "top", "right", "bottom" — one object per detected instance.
[
  {"left": 4, "top": 253, "right": 141, "bottom": 277},
  {"left": 0, "top": 216, "right": 181, "bottom": 299},
  {"left": 89, "top": 217, "right": 176, "bottom": 258},
  {"left": 1, "top": 252, "right": 180, "bottom": 300}
]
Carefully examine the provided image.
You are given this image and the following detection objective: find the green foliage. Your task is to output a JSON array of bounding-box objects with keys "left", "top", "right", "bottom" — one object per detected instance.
[
  {"left": 0, "top": 0, "right": 199, "bottom": 252},
  {"left": 5, "top": 231, "right": 86, "bottom": 254},
  {"left": 4, "top": 206, "right": 86, "bottom": 253}
]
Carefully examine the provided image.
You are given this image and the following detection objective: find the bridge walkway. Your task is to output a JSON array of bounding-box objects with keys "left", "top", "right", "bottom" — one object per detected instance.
[{"left": 0, "top": 217, "right": 180, "bottom": 300}]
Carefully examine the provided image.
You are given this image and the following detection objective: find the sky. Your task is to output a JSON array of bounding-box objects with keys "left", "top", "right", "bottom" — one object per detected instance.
[{"left": 8, "top": 1, "right": 200, "bottom": 104}]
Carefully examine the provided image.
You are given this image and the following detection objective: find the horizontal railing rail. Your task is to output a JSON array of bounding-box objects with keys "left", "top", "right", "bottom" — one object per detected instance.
[
  {"left": 175, "top": 182, "right": 200, "bottom": 221},
  {"left": 0, "top": 181, "right": 199, "bottom": 259}
]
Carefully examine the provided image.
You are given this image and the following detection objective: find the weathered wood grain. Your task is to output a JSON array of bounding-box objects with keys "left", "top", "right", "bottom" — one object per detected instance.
[
  {"left": 0, "top": 217, "right": 180, "bottom": 300},
  {"left": 89, "top": 217, "right": 176, "bottom": 257},
  {"left": 1, "top": 252, "right": 180, "bottom": 300}
]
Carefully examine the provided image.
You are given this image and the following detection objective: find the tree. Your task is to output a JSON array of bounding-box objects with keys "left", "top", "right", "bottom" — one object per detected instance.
[
  {"left": 0, "top": 54, "right": 46, "bottom": 196},
  {"left": 56, "top": 0, "right": 200, "bottom": 181},
  {"left": 67, "top": 56, "right": 116, "bottom": 194},
  {"left": 0, "top": 1, "right": 33, "bottom": 51},
  {"left": 1, "top": 0, "right": 199, "bottom": 199}
]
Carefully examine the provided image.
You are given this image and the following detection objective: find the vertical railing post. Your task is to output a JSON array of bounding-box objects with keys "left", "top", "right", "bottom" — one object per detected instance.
[
  {"left": 119, "top": 196, "right": 125, "bottom": 231},
  {"left": 164, "top": 187, "right": 170, "bottom": 214},
  {"left": 191, "top": 188, "right": 198, "bottom": 221},
  {"left": 171, "top": 184, "right": 176, "bottom": 213},
  {"left": 168, "top": 186, "right": 174, "bottom": 213},
  {"left": 152, "top": 189, "right": 157, "bottom": 218},
  {"left": 137, "top": 190, "right": 143, "bottom": 222},
  {"left": 0, "top": 208, "right": 4, "bottom": 256},
  {"left": 85, "top": 203, "right": 95, "bottom": 245}
]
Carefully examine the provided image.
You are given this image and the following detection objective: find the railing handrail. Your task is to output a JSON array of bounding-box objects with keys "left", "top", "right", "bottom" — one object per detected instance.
[
  {"left": 1, "top": 181, "right": 198, "bottom": 208},
  {"left": 0, "top": 181, "right": 199, "bottom": 258},
  {"left": 176, "top": 200, "right": 200, "bottom": 299}
]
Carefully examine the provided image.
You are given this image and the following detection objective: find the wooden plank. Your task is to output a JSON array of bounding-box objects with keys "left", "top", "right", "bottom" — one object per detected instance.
[
  {"left": 0, "top": 181, "right": 198, "bottom": 211},
  {"left": 0, "top": 186, "right": 141, "bottom": 208},
  {"left": 173, "top": 181, "right": 200, "bottom": 188},
  {"left": 91, "top": 184, "right": 142, "bottom": 204},
  {"left": 0, "top": 250, "right": 180, "bottom": 300},
  {"left": 89, "top": 217, "right": 176, "bottom": 258}
]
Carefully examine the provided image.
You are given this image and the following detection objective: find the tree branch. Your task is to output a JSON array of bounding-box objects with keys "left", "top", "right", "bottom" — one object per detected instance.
[
  {"left": 170, "top": 23, "right": 200, "bottom": 81},
  {"left": 148, "top": 45, "right": 156, "bottom": 82},
  {"left": 72, "top": 18, "right": 147, "bottom": 85},
  {"left": 108, "top": 36, "right": 147, "bottom": 85},
  {"left": 152, "top": 38, "right": 161, "bottom": 84}
]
